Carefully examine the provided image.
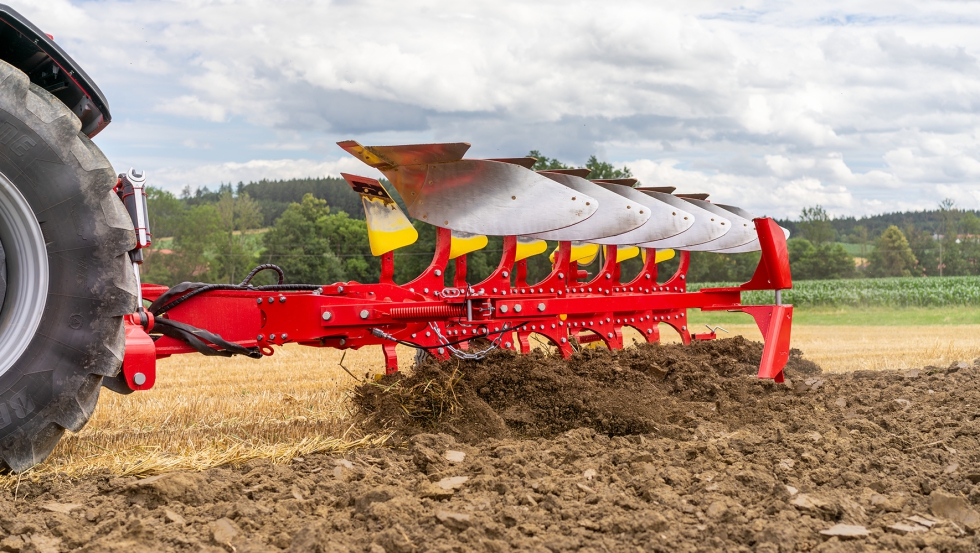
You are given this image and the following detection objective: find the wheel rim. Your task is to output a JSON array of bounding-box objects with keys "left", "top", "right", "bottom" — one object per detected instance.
[{"left": 0, "top": 171, "right": 48, "bottom": 378}]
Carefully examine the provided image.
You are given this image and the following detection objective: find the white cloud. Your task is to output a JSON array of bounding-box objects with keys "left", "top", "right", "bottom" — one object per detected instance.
[{"left": 13, "top": 0, "right": 980, "bottom": 217}]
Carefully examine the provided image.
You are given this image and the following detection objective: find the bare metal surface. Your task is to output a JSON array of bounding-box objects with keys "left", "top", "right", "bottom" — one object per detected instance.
[
  {"left": 340, "top": 141, "right": 600, "bottom": 236},
  {"left": 682, "top": 199, "right": 758, "bottom": 251},
  {"left": 634, "top": 191, "right": 730, "bottom": 249},
  {"left": 527, "top": 173, "right": 649, "bottom": 241},
  {"left": 590, "top": 182, "right": 692, "bottom": 245}
]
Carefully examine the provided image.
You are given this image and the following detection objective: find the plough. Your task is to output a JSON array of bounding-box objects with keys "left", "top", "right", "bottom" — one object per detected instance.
[
  {"left": 0, "top": 4, "right": 793, "bottom": 471},
  {"left": 120, "top": 142, "right": 794, "bottom": 392}
]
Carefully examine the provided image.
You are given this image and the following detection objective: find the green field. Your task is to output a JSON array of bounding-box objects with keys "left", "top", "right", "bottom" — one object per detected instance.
[
  {"left": 687, "top": 305, "right": 980, "bottom": 326},
  {"left": 692, "top": 276, "right": 980, "bottom": 308}
]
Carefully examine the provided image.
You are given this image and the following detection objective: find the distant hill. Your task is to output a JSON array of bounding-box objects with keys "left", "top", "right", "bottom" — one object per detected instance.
[
  {"left": 777, "top": 209, "right": 980, "bottom": 242},
  {"left": 241, "top": 177, "right": 365, "bottom": 226}
]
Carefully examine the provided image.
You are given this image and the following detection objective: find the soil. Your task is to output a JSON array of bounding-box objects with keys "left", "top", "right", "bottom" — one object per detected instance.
[{"left": 4, "top": 337, "right": 980, "bottom": 552}]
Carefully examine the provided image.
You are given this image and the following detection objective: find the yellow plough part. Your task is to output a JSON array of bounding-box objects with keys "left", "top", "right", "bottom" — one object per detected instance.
[
  {"left": 604, "top": 245, "right": 640, "bottom": 263},
  {"left": 550, "top": 241, "right": 599, "bottom": 265},
  {"left": 450, "top": 231, "right": 488, "bottom": 260},
  {"left": 342, "top": 173, "right": 418, "bottom": 256},
  {"left": 640, "top": 248, "right": 676, "bottom": 264},
  {"left": 516, "top": 236, "right": 547, "bottom": 261}
]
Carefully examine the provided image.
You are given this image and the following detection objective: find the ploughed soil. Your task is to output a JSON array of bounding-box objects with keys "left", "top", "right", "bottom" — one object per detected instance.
[{"left": 4, "top": 338, "right": 980, "bottom": 552}]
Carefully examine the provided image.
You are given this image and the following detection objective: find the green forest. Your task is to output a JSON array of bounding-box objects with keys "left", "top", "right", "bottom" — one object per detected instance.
[{"left": 141, "top": 156, "right": 980, "bottom": 288}]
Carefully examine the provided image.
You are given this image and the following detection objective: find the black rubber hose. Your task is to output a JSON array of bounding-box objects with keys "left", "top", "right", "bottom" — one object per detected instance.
[{"left": 152, "top": 318, "right": 262, "bottom": 359}]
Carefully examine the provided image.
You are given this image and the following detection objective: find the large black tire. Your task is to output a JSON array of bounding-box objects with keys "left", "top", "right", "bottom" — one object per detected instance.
[{"left": 0, "top": 60, "right": 136, "bottom": 472}]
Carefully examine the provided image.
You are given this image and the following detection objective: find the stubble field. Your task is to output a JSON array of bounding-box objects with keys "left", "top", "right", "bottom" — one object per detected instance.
[{"left": 0, "top": 317, "right": 978, "bottom": 552}]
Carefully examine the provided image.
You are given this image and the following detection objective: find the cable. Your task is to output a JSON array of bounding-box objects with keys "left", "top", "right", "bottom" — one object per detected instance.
[{"left": 239, "top": 263, "right": 284, "bottom": 286}]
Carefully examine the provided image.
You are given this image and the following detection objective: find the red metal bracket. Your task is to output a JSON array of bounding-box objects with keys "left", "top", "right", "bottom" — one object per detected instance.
[{"left": 122, "top": 313, "right": 156, "bottom": 391}]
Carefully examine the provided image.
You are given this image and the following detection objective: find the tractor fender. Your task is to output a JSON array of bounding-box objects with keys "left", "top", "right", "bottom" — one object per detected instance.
[{"left": 0, "top": 4, "right": 111, "bottom": 137}]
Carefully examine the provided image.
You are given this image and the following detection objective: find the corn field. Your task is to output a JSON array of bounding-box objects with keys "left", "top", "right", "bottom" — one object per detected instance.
[{"left": 692, "top": 276, "right": 980, "bottom": 307}]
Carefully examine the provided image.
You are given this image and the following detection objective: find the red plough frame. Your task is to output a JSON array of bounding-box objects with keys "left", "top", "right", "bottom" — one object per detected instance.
[{"left": 121, "top": 214, "right": 793, "bottom": 391}]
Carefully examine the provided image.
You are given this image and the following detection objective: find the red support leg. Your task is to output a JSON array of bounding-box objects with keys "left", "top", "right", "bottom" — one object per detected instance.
[
  {"left": 741, "top": 305, "right": 793, "bottom": 382},
  {"left": 382, "top": 342, "right": 399, "bottom": 374}
]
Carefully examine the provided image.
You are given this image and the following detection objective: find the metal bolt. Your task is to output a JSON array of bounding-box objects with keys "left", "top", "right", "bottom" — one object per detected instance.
[
  {"left": 267, "top": 297, "right": 274, "bottom": 303},
  {"left": 282, "top": 333, "right": 288, "bottom": 341},
  {"left": 607, "top": 332, "right": 613, "bottom": 338},
  {"left": 647, "top": 329, "right": 652, "bottom": 334},
  {"left": 558, "top": 272, "right": 565, "bottom": 279},
  {"left": 360, "top": 310, "right": 370, "bottom": 319},
  {"left": 505, "top": 342, "right": 512, "bottom": 348},
  {"left": 550, "top": 288, "right": 554, "bottom": 293},
  {"left": 411, "top": 333, "right": 417, "bottom": 338},
  {"left": 514, "top": 304, "right": 522, "bottom": 313},
  {"left": 502, "top": 271, "right": 509, "bottom": 278},
  {"left": 537, "top": 303, "right": 546, "bottom": 312},
  {"left": 424, "top": 288, "right": 429, "bottom": 294},
  {"left": 539, "top": 288, "right": 544, "bottom": 293},
  {"left": 257, "top": 334, "right": 264, "bottom": 341},
  {"left": 322, "top": 311, "right": 332, "bottom": 321},
  {"left": 531, "top": 325, "right": 536, "bottom": 330},
  {"left": 133, "top": 372, "right": 147, "bottom": 386},
  {"left": 337, "top": 286, "right": 344, "bottom": 293},
  {"left": 340, "top": 338, "right": 346, "bottom": 345},
  {"left": 279, "top": 296, "right": 286, "bottom": 303},
  {"left": 500, "top": 305, "right": 509, "bottom": 314},
  {"left": 551, "top": 324, "right": 556, "bottom": 329},
  {"left": 605, "top": 273, "right": 611, "bottom": 279},
  {"left": 434, "top": 269, "right": 442, "bottom": 276},
  {"left": 425, "top": 331, "right": 431, "bottom": 337},
  {"left": 269, "top": 334, "right": 277, "bottom": 340},
  {"left": 681, "top": 275, "right": 686, "bottom": 280},
  {"left": 561, "top": 337, "right": 567, "bottom": 343},
  {"left": 493, "top": 288, "right": 498, "bottom": 293},
  {"left": 256, "top": 298, "right": 262, "bottom": 305},
  {"left": 682, "top": 326, "right": 687, "bottom": 331},
  {"left": 437, "top": 348, "right": 445, "bottom": 356},
  {"left": 645, "top": 275, "right": 651, "bottom": 279}
]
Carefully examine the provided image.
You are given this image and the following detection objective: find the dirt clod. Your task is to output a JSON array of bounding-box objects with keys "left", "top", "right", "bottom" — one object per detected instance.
[{"left": 4, "top": 338, "right": 980, "bottom": 551}]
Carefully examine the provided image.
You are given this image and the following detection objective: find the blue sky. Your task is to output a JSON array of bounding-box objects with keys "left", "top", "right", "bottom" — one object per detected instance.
[{"left": 18, "top": 0, "right": 980, "bottom": 219}]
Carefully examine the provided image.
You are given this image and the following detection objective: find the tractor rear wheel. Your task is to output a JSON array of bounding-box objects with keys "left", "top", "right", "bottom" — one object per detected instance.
[{"left": 0, "top": 60, "right": 136, "bottom": 471}]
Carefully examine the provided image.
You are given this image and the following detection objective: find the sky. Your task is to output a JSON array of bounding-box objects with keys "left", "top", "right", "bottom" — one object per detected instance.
[{"left": 17, "top": 0, "right": 980, "bottom": 219}]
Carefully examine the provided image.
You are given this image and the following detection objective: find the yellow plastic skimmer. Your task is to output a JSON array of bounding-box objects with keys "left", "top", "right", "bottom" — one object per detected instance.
[
  {"left": 450, "top": 231, "right": 488, "bottom": 259},
  {"left": 342, "top": 173, "right": 418, "bottom": 256}
]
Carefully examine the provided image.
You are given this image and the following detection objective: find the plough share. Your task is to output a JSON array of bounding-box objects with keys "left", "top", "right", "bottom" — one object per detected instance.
[{"left": 120, "top": 141, "right": 794, "bottom": 392}]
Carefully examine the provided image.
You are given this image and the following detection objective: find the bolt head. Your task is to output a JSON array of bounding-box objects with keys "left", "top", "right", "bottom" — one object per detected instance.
[
  {"left": 434, "top": 269, "right": 442, "bottom": 276},
  {"left": 337, "top": 286, "right": 344, "bottom": 293},
  {"left": 561, "top": 338, "right": 567, "bottom": 343},
  {"left": 267, "top": 297, "right": 274, "bottom": 303},
  {"left": 437, "top": 347, "right": 445, "bottom": 355},
  {"left": 360, "top": 309, "right": 370, "bottom": 319},
  {"left": 269, "top": 334, "right": 276, "bottom": 340},
  {"left": 502, "top": 271, "right": 509, "bottom": 278},
  {"left": 504, "top": 342, "right": 512, "bottom": 348},
  {"left": 537, "top": 303, "right": 546, "bottom": 311},
  {"left": 282, "top": 333, "right": 288, "bottom": 341},
  {"left": 322, "top": 311, "right": 332, "bottom": 321},
  {"left": 558, "top": 273, "right": 564, "bottom": 279},
  {"left": 514, "top": 304, "right": 522, "bottom": 313},
  {"left": 500, "top": 305, "right": 509, "bottom": 314},
  {"left": 133, "top": 372, "right": 147, "bottom": 386},
  {"left": 607, "top": 332, "right": 613, "bottom": 338},
  {"left": 279, "top": 296, "right": 286, "bottom": 303},
  {"left": 256, "top": 298, "right": 262, "bottom": 305}
]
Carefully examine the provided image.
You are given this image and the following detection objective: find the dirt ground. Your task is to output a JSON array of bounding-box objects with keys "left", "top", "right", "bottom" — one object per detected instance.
[{"left": 4, "top": 338, "right": 980, "bottom": 552}]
